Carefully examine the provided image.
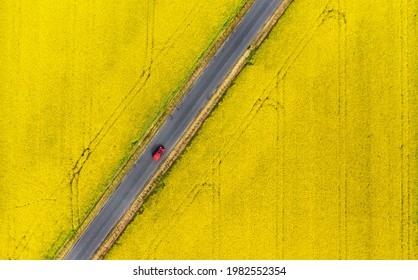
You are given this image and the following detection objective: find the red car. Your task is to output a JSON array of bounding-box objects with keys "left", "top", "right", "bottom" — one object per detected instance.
[{"left": 152, "top": 146, "right": 165, "bottom": 161}]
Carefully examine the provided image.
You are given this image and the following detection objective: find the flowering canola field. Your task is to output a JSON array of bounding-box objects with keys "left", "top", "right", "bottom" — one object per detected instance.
[
  {"left": 0, "top": 0, "right": 246, "bottom": 259},
  {"left": 106, "top": 0, "right": 418, "bottom": 259}
]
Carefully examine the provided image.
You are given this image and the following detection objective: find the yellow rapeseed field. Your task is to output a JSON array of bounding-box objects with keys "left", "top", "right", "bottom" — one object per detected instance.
[
  {"left": 106, "top": 0, "right": 418, "bottom": 259},
  {"left": 0, "top": 0, "right": 246, "bottom": 259}
]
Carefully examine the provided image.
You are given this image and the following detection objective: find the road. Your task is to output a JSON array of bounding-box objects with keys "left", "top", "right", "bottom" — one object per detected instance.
[{"left": 65, "top": 0, "right": 283, "bottom": 260}]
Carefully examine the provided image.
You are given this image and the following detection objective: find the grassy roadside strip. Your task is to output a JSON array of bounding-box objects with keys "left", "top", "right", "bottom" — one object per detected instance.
[
  {"left": 93, "top": 0, "right": 294, "bottom": 260},
  {"left": 55, "top": 0, "right": 254, "bottom": 260}
]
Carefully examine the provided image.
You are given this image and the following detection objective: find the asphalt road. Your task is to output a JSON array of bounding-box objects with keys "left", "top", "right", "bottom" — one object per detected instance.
[{"left": 65, "top": 0, "right": 283, "bottom": 260}]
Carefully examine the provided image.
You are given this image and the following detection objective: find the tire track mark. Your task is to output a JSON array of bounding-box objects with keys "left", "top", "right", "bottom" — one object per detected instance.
[
  {"left": 274, "top": 70, "right": 285, "bottom": 259},
  {"left": 270, "top": 3, "right": 345, "bottom": 258},
  {"left": 14, "top": 198, "right": 57, "bottom": 209},
  {"left": 68, "top": 0, "right": 80, "bottom": 230},
  {"left": 67, "top": 0, "right": 156, "bottom": 229},
  {"left": 154, "top": 5, "right": 202, "bottom": 62},
  {"left": 399, "top": 0, "right": 411, "bottom": 259},
  {"left": 277, "top": 6, "right": 343, "bottom": 82},
  {"left": 12, "top": 216, "right": 39, "bottom": 259},
  {"left": 143, "top": 184, "right": 202, "bottom": 259},
  {"left": 399, "top": 0, "right": 405, "bottom": 259},
  {"left": 223, "top": 14, "right": 334, "bottom": 256},
  {"left": 211, "top": 156, "right": 221, "bottom": 258},
  {"left": 337, "top": 0, "right": 348, "bottom": 260},
  {"left": 65, "top": 1, "right": 205, "bottom": 229},
  {"left": 144, "top": 0, "right": 155, "bottom": 69},
  {"left": 78, "top": 2, "right": 202, "bottom": 159}
]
